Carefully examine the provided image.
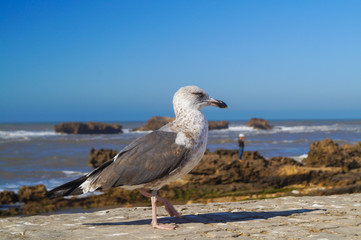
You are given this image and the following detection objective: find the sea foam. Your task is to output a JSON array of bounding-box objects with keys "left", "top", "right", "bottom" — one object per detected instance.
[
  {"left": 0, "top": 130, "right": 60, "bottom": 141},
  {"left": 226, "top": 123, "right": 358, "bottom": 135}
]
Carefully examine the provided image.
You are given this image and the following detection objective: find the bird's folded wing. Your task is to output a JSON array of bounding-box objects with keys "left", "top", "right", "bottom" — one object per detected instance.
[{"left": 93, "top": 130, "right": 189, "bottom": 189}]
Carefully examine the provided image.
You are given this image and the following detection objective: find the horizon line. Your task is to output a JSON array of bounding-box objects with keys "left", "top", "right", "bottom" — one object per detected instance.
[{"left": 1, "top": 117, "right": 361, "bottom": 124}]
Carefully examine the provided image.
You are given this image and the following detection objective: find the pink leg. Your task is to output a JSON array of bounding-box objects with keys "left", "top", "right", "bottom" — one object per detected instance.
[
  {"left": 156, "top": 195, "right": 181, "bottom": 217},
  {"left": 150, "top": 193, "right": 177, "bottom": 230},
  {"left": 139, "top": 189, "right": 181, "bottom": 218},
  {"left": 139, "top": 188, "right": 152, "bottom": 198},
  {"left": 139, "top": 189, "right": 178, "bottom": 230}
]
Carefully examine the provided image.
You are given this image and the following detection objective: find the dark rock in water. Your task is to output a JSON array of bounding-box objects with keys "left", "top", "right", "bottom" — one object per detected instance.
[
  {"left": 208, "top": 121, "right": 229, "bottom": 130},
  {"left": 89, "top": 148, "right": 118, "bottom": 168},
  {"left": 0, "top": 190, "right": 18, "bottom": 204},
  {"left": 133, "top": 116, "right": 229, "bottom": 131},
  {"left": 18, "top": 185, "right": 47, "bottom": 203},
  {"left": 54, "top": 122, "right": 122, "bottom": 134},
  {"left": 303, "top": 138, "right": 361, "bottom": 170},
  {"left": 133, "top": 116, "right": 174, "bottom": 131},
  {"left": 247, "top": 118, "right": 272, "bottom": 130}
]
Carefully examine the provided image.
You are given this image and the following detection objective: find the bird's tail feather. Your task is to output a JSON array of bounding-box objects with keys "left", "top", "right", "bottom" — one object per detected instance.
[
  {"left": 46, "top": 160, "right": 114, "bottom": 199},
  {"left": 46, "top": 175, "right": 88, "bottom": 199}
]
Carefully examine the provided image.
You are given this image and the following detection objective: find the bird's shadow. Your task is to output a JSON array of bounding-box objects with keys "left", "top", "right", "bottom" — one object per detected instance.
[{"left": 83, "top": 208, "right": 324, "bottom": 226}]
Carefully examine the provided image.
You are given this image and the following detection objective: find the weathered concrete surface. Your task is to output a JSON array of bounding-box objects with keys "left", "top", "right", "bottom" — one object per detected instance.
[{"left": 1, "top": 193, "right": 360, "bottom": 240}]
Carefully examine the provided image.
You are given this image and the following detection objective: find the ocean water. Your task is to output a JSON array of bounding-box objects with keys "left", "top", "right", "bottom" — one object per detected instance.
[{"left": 0, "top": 120, "right": 360, "bottom": 192}]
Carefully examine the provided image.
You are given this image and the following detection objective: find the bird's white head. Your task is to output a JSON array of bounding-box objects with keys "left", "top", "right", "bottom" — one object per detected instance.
[{"left": 173, "top": 86, "right": 227, "bottom": 117}]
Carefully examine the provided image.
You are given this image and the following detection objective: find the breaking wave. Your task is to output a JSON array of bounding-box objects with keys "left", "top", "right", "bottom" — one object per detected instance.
[
  {"left": 227, "top": 124, "right": 360, "bottom": 134},
  {"left": 0, "top": 130, "right": 60, "bottom": 142}
]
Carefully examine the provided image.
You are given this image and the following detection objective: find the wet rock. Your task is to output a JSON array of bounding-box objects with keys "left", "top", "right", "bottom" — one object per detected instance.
[
  {"left": 18, "top": 185, "right": 47, "bottom": 203},
  {"left": 0, "top": 190, "right": 18, "bottom": 204},
  {"left": 133, "top": 116, "right": 174, "bottom": 131},
  {"left": 208, "top": 121, "right": 229, "bottom": 130},
  {"left": 247, "top": 118, "right": 273, "bottom": 130},
  {"left": 133, "top": 116, "right": 229, "bottom": 131},
  {"left": 89, "top": 148, "right": 118, "bottom": 168},
  {"left": 54, "top": 122, "right": 122, "bottom": 134},
  {"left": 303, "top": 138, "right": 361, "bottom": 170}
]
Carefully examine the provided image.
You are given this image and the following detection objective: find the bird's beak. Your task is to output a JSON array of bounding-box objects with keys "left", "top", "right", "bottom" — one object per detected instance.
[{"left": 207, "top": 98, "right": 228, "bottom": 108}]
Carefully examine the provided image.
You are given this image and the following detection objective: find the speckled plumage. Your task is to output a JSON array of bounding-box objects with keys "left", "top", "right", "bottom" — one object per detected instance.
[{"left": 155, "top": 86, "right": 210, "bottom": 189}]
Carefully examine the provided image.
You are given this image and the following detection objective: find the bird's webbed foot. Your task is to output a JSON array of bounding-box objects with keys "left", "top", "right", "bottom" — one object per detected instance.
[{"left": 151, "top": 221, "right": 177, "bottom": 230}]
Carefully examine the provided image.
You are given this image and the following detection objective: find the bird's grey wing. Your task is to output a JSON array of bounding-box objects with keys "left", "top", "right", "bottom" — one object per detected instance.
[{"left": 93, "top": 130, "right": 189, "bottom": 189}]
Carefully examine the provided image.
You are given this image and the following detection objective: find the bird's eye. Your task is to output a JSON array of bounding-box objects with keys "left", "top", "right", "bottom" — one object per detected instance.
[{"left": 194, "top": 92, "right": 205, "bottom": 98}]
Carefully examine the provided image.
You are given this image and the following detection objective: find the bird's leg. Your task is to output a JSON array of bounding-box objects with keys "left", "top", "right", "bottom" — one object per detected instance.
[
  {"left": 139, "top": 189, "right": 177, "bottom": 230},
  {"left": 139, "top": 188, "right": 152, "bottom": 198},
  {"left": 139, "top": 188, "right": 181, "bottom": 218},
  {"left": 150, "top": 190, "right": 177, "bottom": 230},
  {"left": 155, "top": 195, "right": 181, "bottom": 218}
]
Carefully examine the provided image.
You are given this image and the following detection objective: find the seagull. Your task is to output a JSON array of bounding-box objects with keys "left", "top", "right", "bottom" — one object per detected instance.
[{"left": 47, "top": 85, "right": 227, "bottom": 230}]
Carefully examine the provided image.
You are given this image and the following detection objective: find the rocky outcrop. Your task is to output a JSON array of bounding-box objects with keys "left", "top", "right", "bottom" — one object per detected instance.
[
  {"left": 133, "top": 116, "right": 174, "bottom": 131},
  {"left": 0, "top": 190, "right": 18, "bottom": 204},
  {"left": 54, "top": 122, "right": 122, "bottom": 134},
  {"left": 18, "top": 185, "right": 47, "bottom": 203},
  {"left": 247, "top": 118, "right": 272, "bottom": 130},
  {"left": 208, "top": 121, "right": 229, "bottom": 130},
  {"left": 303, "top": 138, "right": 361, "bottom": 170},
  {"left": 89, "top": 148, "right": 118, "bottom": 168},
  {"left": 133, "top": 116, "right": 229, "bottom": 131}
]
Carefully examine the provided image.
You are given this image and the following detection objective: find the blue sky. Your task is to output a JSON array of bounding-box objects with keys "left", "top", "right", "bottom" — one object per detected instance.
[{"left": 1, "top": 0, "right": 361, "bottom": 122}]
